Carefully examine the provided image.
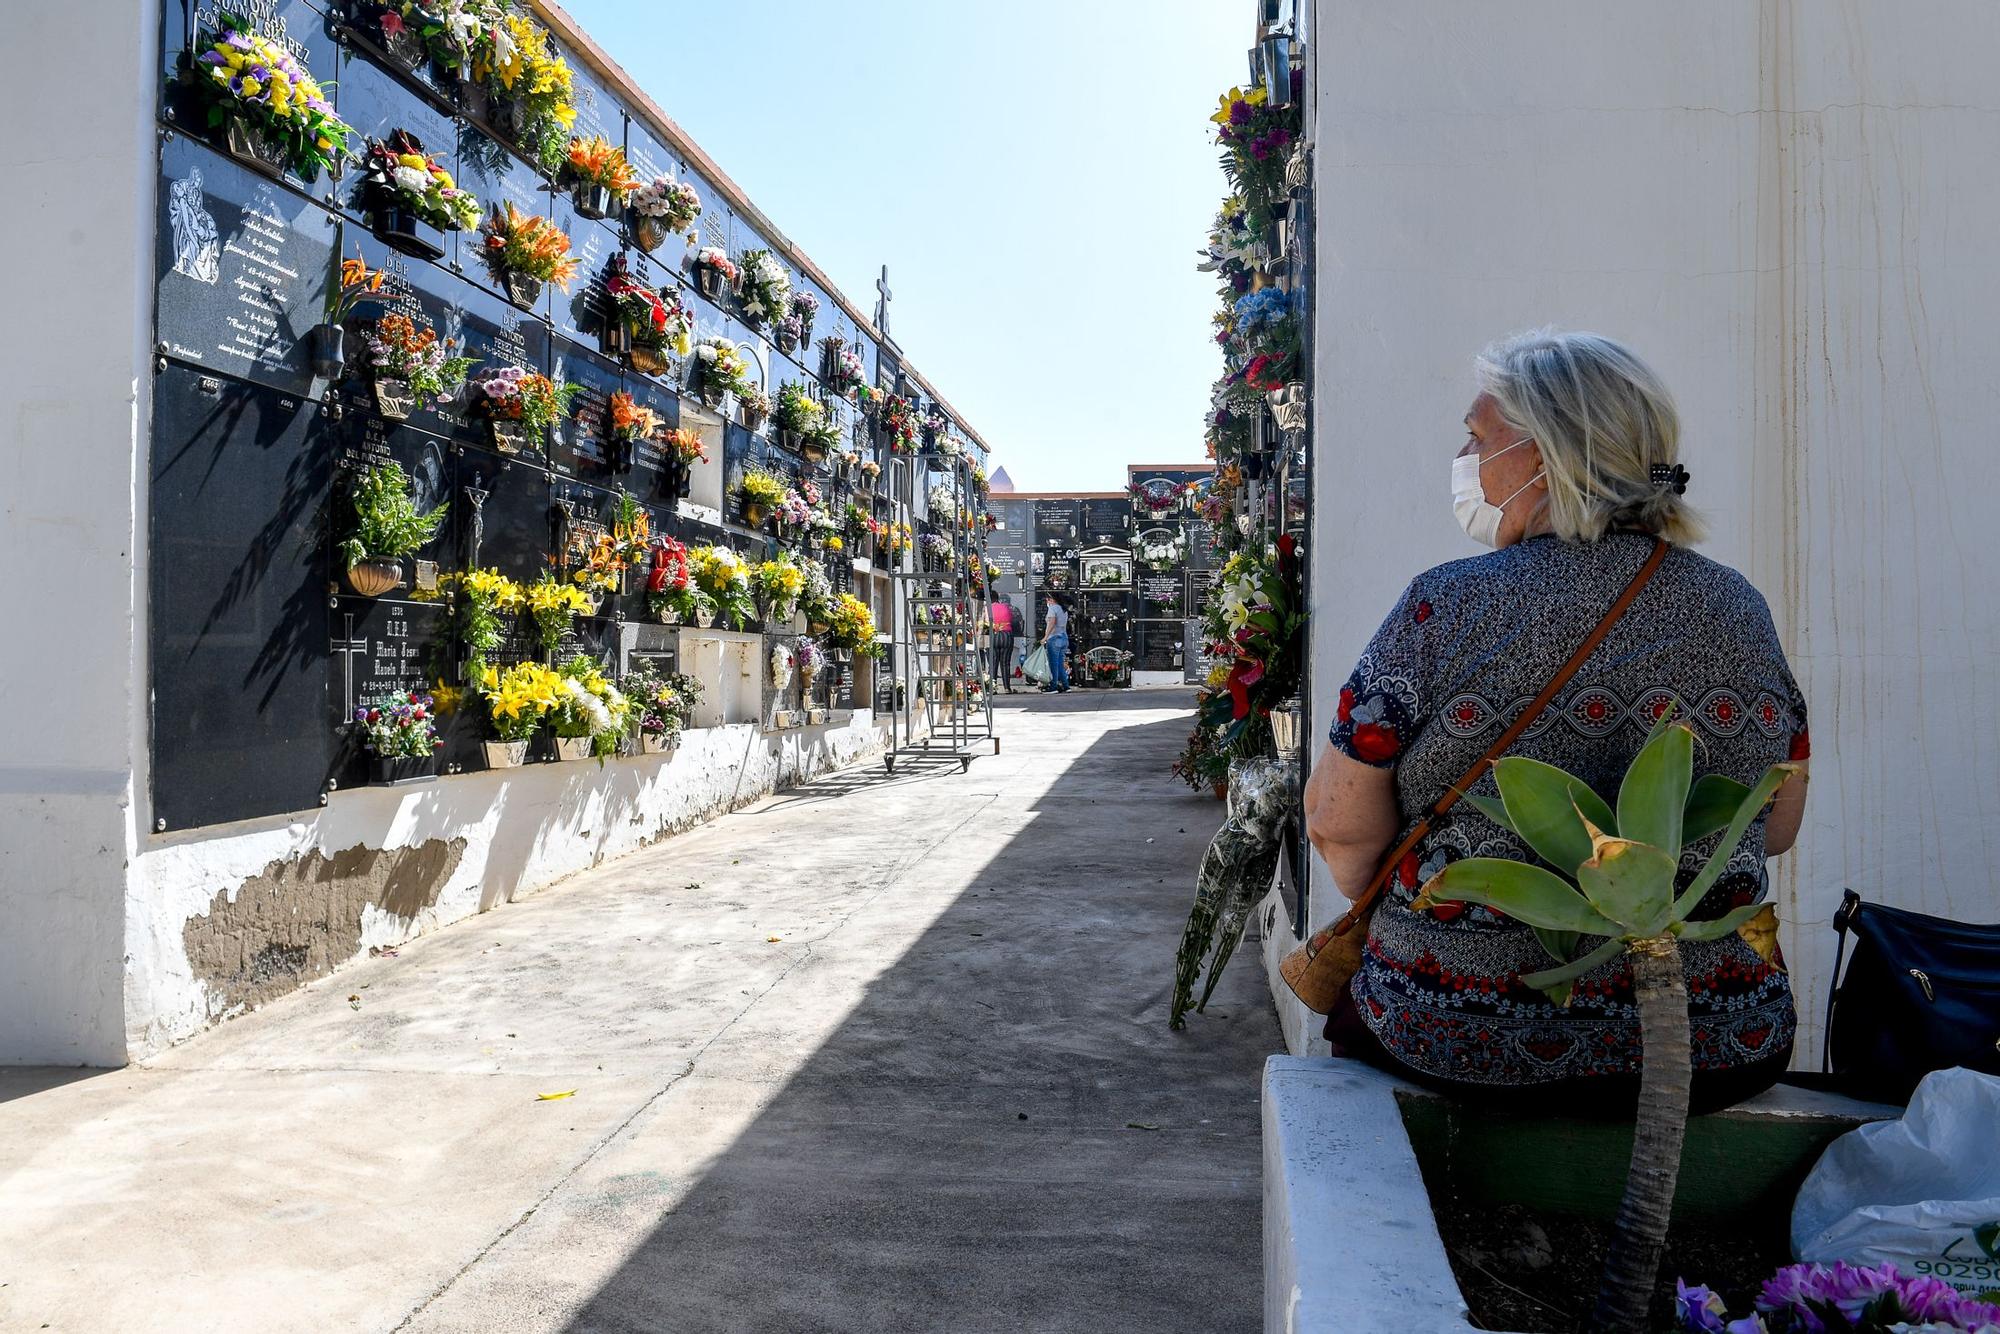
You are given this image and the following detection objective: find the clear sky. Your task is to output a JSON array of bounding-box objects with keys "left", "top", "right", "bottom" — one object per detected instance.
[{"left": 555, "top": 0, "right": 1245, "bottom": 493}]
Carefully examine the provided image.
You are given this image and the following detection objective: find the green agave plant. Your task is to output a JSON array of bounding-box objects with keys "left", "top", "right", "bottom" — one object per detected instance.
[{"left": 1413, "top": 714, "right": 1799, "bottom": 1334}]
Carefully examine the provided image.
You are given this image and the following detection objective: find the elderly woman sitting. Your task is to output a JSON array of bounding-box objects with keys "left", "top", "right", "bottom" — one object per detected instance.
[{"left": 1301, "top": 329, "right": 1810, "bottom": 1112}]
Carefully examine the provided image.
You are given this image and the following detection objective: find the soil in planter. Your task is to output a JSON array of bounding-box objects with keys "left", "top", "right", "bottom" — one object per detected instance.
[{"left": 1433, "top": 1201, "right": 1788, "bottom": 1333}]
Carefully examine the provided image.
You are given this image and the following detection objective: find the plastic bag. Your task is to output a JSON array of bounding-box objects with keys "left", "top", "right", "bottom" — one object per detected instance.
[
  {"left": 1022, "top": 645, "right": 1051, "bottom": 685},
  {"left": 1792, "top": 1066, "right": 2000, "bottom": 1296}
]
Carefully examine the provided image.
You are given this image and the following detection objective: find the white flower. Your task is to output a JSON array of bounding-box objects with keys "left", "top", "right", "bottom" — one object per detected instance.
[
  {"left": 391, "top": 165, "right": 430, "bottom": 196},
  {"left": 563, "top": 679, "right": 612, "bottom": 734}
]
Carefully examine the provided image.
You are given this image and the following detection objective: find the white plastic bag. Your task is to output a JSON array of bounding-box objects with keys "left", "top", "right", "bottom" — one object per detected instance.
[
  {"left": 1022, "top": 645, "right": 1051, "bottom": 685},
  {"left": 1793, "top": 1066, "right": 2000, "bottom": 1296}
]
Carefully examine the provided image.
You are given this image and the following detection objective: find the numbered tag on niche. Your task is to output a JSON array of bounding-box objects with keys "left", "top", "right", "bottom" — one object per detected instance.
[{"left": 415, "top": 560, "right": 440, "bottom": 593}]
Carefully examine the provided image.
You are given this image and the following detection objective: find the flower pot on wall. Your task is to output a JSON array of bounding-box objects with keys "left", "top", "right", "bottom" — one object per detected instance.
[
  {"left": 345, "top": 559, "right": 403, "bottom": 597},
  {"left": 694, "top": 266, "right": 725, "bottom": 303},
  {"left": 652, "top": 603, "right": 680, "bottom": 625},
  {"left": 554, "top": 735, "right": 594, "bottom": 762},
  {"left": 369, "top": 755, "right": 437, "bottom": 786},
  {"left": 739, "top": 402, "right": 767, "bottom": 432},
  {"left": 223, "top": 119, "right": 288, "bottom": 178},
  {"left": 571, "top": 182, "right": 614, "bottom": 220},
  {"left": 694, "top": 608, "right": 716, "bottom": 628},
  {"left": 742, "top": 502, "right": 770, "bottom": 527},
  {"left": 774, "top": 327, "right": 798, "bottom": 355},
  {"left": 482, "top": 738, "right": 528, "bottom": 769},
  {"left": 309, "top": 323, "right": 346, "bottom": 382},
  {"left": 641, "top": 732, "right": 675, "bottom": 755},
  {"left": 502, "top": 271, "right": 544, "bottom": 311},
  {"left": 373, "top": 207, "right": 444, "bottom": 262},
  {"left": 629, "top": 213, "right": 668, "bottom": 254},
  {"left": 628, "top": 343, "right": 669, "bottom": 375},
  {"left": 777, "top": 428, "right": 801, "bottom": 454},
  {"left": 371, "top": 377, "right": 417, "bottom": 420},
  {"left": 598, "top": 320, "right": 632, "bottom": 360}
]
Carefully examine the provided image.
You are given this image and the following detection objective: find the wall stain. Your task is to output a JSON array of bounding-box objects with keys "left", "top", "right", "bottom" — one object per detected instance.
[{"left": 184, "top": 840, "right": 466, "bottom": 1014}]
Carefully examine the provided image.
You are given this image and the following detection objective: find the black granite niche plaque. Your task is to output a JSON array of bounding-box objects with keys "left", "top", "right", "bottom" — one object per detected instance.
[
  {"left": 1184, "top": 518, "right": 1216, "bottom": 570},
  {"left": 1081, "top": 498, "right": 1130, "bottom": 545},
  {"left": 454, "top": 449, "right": 555, "bottom": 586},
  {"left": 150, "top": 362, "right": 333, "bottom": 830},
  {"left": 332, "top": 50, "right": 461, "bottom": 252},
  {"left": 162, "top": 0, "right": 341, "bottom": 198},
  {"left": 157, "top": 136, "right": 339, "bottom": 398},
  {"left": 550, "top": 200, "right": 621, "bottom": 344},
  {"left": 548, "top": 338, "right": 624, "bottom": 479},
  {"left": 327, "top": 597, "right": 452, "bottom": 790},
  {"left": 1184, "top": 618, "right": 1223, "bottom": 685},
  {"left": 329, "top": 411, "right": 455, "bottom": 598},
  {"left": 1135, "top": 619, "right": 1185, "bottom": 673},
  {"left": 1139, "top": 573, "right": 1184, "bottom": 618},
  {"left": 331, "top": 226, "right": 485, "bottom": 441},
  {"left": 1033, "top": 499, "right": 1078, "bottom": 548}
]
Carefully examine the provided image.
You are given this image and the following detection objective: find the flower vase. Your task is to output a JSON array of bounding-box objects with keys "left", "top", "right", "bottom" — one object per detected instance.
[
  {"left": 309, "top": 323, "right": 346, "bottom": 382},
  {"left": 486, "top": 417, "right": 530, "bottom": 455},
  {"left": 371, "top": 377, "right": 417, "bottom": 421},
  {"left": 777, "top": 428, "right": 801, "bottom": 454},
  {"left": 653, "top": 602, "right": 681, "bottom": 625},
  {"left": 774, "top": 327, "right": 798, "bottom": 355},
  {"left": 630, "top": 213, "right": 669, "bottom": 254},
  {"left": 743, "top": 502, "right": 770, "bottom": 528},
  {"left": 739, "top": 403, "right": 767, "bottom": 432},
  {"left": 695, "top": 608, "right": 716, "bottom": 628},
  {"left": 572, "top": 182, "right": 615, "bottom": 220},
  {"left": 345, "top": 559, "right": 403, "bottom": 597},
  {"left": 628, "top": 342, "right": 670, "bottom": 375},
  {"left": 694, "top": 266, "right": 725, "bottom": 303},
  {"left": 373, "top": 206, "right": 444, "bottom": 262},
  {"left": 502, "top": 271, "right": 544, "bottom": 311},
  {"left": 641, "top": 732, "right": 674, "bottom": 755},
  {"left": 598, "top": 320, "right": 633, "bottom": 360},
  {"left": 800, "top": 440, "right": 827, "bottom": 466},
  {"left": 698, "top": 378, "right": 726, "bottom": 409},
  {"left": 554, "top": 735, "right": 593, "bottom": 762},
  {"left": 661, "top": 458, "right": 689, "bottom": 503},
  {"left": 483, "top": 738, "right": 529, "bottom": 769},
  {"left": 223, "top": 119, "right": 288, "bottom": 179},
  {"left": 458, "top": 78, "right": 490, "bottom": 122},
  {"left": 368, "top": 754, "right": 437, "bottom": 787}
]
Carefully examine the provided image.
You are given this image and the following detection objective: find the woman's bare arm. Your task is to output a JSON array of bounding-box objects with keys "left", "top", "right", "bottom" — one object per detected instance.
[
  {"left": 1303, "top": 742, "right": 1401, "bottom": 900},
  {"left": 1764, "top": 760, "right": 1809, "bottom": 857}
]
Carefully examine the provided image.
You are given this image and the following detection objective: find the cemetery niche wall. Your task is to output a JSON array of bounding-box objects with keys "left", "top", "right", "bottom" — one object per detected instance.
[{"left": 146, "top": 0, "right": 989, "bottom": 831}]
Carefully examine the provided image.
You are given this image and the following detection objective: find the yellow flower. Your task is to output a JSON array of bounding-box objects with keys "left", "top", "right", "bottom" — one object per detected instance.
[
  {"left": 397, "top": 153, "right": 427, "bottom": 170},
  {"left": 240, "top": 77, "right": 262, "bottom": 98}
]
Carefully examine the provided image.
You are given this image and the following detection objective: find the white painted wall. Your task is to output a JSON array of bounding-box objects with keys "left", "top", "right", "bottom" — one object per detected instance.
[
  {"left": 0, "top": 0, "right": 159, "bottom": 1065},
  {"left": 1276, "top": 0, "right": 2000, "bottom": 1060}
]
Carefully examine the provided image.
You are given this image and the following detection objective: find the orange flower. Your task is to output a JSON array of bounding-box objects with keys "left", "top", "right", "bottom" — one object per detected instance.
[
  {"left": 663, "top": 426, "right": 706, "bottom": 464},
  {"left": 565, "top": 136, "right": 641, "bottom": 194},
  {"left": 482, "top": 202, "right": 580, "bottom": 290},
  {"left": 608, "top": 390, "right": 659, "bottom": 437}
]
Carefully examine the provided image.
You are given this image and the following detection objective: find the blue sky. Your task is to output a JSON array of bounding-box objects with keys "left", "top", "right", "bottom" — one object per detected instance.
[{"left": 557, "top": 0, "right": 1245, "bottom": 492}]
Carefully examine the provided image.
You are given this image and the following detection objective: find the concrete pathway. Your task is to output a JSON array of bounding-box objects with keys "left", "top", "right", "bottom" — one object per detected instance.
[{"left": 0, "top": 688, "right": 1275, "bottom": 1333}]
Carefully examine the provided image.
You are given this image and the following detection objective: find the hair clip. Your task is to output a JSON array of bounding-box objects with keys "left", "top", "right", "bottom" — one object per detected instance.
[{"left": 1649, "top": 463, "right": 1690, "bottom": 496}]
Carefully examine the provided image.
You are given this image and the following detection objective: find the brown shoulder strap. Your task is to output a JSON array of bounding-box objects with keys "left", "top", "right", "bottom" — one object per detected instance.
[{"left": 1328, "top": 538, "right": 1668, "bottom": 938}]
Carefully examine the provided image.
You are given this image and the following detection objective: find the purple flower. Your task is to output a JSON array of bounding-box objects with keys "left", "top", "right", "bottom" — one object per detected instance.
[
  {"left": 1677, "top": 1279, "right": 1728, "bottom": 1333},
  {"left": 198, "top": 49, "right": 226, "bottom": 65},
  {"left": 1723, "top": 1319, "right": 1766, "bottom": 1334},
  {"left": 1229, "top": 100, "right": 1253, "bottom": 126}
]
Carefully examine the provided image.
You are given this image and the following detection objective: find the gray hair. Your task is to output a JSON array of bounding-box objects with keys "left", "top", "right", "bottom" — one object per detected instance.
[{"left": 1474, "top": 329, "right": 1705, "bottom": 545}]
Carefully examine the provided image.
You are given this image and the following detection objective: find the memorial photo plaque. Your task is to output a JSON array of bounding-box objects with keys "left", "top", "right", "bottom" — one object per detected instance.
[
  {"left": 157, "top": 136, "right": 340, "bottom": 399},
  {"left": 150, "top": 363, "right": 334, "bottom": 830}
]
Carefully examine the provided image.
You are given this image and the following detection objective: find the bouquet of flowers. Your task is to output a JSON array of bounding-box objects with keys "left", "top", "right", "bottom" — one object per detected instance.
[
  {"left": 881, "top": 395, "right": 920, "bottom": 453},
  {"left": 476, "top": 660, "right": 562, "bottom": 741},
  {"left": 688, "top": 545, "right": 753, "bottom": 628},
  {"left": 969, "top": 461, "right": 989, "bottom": 498},
  {"left": 364, "top": 314, "right": 475, "bottom": 410},
  {"left": 794, "top": 636, "right": 825, "bottom": 685},
  {"left": 480, "top": 202, "right": 579, "bottom": 288},
  {"left": 1137, "top": 531, "right": 1187, "bottom": 571},
  {"left": 525, "top": 572, "right": 594, "bottom": 652},
  {"left": 736, "top": 384, "right": 771, "bottom": 430},
  {"left": 351, "top": 690, "right": 444, "bottom": 758},
  {"left": 1198, "top": 535, "right": 1305, "bottom": 745},
  {"left": 843, "top": 502, "right": 871, "bottom": 538},
  {"left": 772, "top": 381, "right": 825, "bottom": 440},
  {"left": 1210, "top": 80, "right": 1299, "bottom": 225},
  {"left": 444, "top": 567, "right": 524, "bottom": 671},
  {"left": 662, "top": 426, "right": 706, "bottom": 465},
  {"left": 918, "top": 532, "right": 955, "bottom": 572},
  {"left": 787, "top": 291, "right": 820, "bottom": 341},
  {"left": 820, "top": 338, "right": 865, "bottom": 395},
  {"left": 860, "top": 459, "right": 883, "bottom": 484},
  {"left": 467, "top": 365, "right": 579, "bottom": 432},
  {"left": 552, "top": 656, "right": 630, "bottom": 758},
  {"left": 797, "top": 559, "right": 834, "bottom": 629},
  {"left": 739, "top": 467, "right": 788, "bottom": 517},
  {"left": 693, "top": 336, "right": 752, "bottom": 403},
  {"left": 361, "top": 130, "right": 480, "bottom": 231},
  {"left": 472, "top": 12, "right": 576, "bottom": 173},
  {"left": 370, "top": 0, "right": 503, "bottom": 78},
  {"left": 881, "top": 522, "right": 912, "bottom": 558},
  {"left": 1675, "top": 1262, "right": 2000, "bottom": 1334},
  {"left": 736, "top": 248, "right": 791, "bottom": 325},
  {"left": 340, "top": 461, "right": 446, "bottom": 573},
  {"left": 754, "top": 554, "right": 806, "bottom": 622},
  {"left": 192, "top": 13, "right": 351, "bottom": 179},
  {"left": 629, "top": 175, "right": 702, "bottom": 232},
  {"left": 825, "top": 593, "right": 881, "bottom": 657},
  {"left": 775, "top": 487, "right": 815, "bottom": 530},
  {"left": 606, "top": 267, "right": 693, "bottom": 360},
  {"left": 691, "top": 246, "right": 738, "bottom": 301},
  {"left": 563, "top": 135, "right": 640, "bottom": 197},
  {"left": 620, "top": 662, "right": 686, "bottom": 746},
  {"left": 643, "top": 536, "right": 695, "bottom": 623}
]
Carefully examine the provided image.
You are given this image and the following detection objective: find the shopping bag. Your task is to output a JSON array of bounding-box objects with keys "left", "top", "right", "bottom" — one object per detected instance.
[
  {"left": 1022, "top": 645, "right": 1051, "bottom": 685},
  {"left": 1792, "top": 1066, "right": 2000, "bottom": 1297}
]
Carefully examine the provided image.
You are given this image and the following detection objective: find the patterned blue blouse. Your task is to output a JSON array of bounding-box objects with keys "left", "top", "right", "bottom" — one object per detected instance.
[{"left": 1328, "top": 533, "right": 1808, "bottom": 1087}]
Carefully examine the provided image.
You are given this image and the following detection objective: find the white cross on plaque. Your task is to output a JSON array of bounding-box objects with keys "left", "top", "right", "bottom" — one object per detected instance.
[
  {"left": 874, "top": 265, "right": 892, "bottom": 335},
  {"left": 331, "top": 612, "right": 369, "bottom": 717}
]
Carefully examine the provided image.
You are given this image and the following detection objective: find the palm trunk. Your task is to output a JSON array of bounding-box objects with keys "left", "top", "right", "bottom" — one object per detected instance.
[{"left": 1591, "top": 935, "right": 1692, "bottom": 1333}]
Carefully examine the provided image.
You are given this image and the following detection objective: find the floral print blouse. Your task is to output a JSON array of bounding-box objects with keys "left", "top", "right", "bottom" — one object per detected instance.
[{"left": 1329, "top": 533, "right": 1809, "bottom": 1088}]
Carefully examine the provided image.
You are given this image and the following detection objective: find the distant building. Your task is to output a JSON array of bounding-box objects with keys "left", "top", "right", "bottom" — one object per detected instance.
[{"left": 987, "top": 466, "right": 1015, "bottom": 494}]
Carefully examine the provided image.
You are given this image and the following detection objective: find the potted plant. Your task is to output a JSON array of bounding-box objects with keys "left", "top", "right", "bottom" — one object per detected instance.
[
  {"left": 688, "top": 545, "right": 753, "bottom": 629},
  {"left": 605, "top": 264, "right": 693, "bottom": 374},
  {"left": 819, "top": 338, "right": 866, "bottom": 397},
  {"left": 605, "top": 390, "right": 658, "bottom": 475},
  {"left": 358, "top": 130, "right": 480, "bottom": 261},
  {"left": 552, "top": 656, "right": 628, "bottom": 761},
  {"left": 754, "top": 553, "right": 805, "bottom": 626},
  {"left": 735, "top": 248, "right": 791, "bottom": 329},
  {"left": 479, "top": 202, "right": 578, "bottom": 310},
  {"left": 561, "top": 134, "right": 639, "bottom": 220},
  {"left": 880, "top": 395, "right": 920, "bottom": 454},
  {"left": 350, "top": 689, "right": 444, "bottom": 785},
  {"left": 443, "top": 566, "right": 523, "bottom": 677},
  {"left": 360, "top": 1, "right": 495, "bottom": 84},
  {"left": 736, "top": 383, "right": 771, "bottom": 433},
  {"left": 622, "top": 663, "right": 685, "bottom": 755},
  {"left": 469, "top": 10, "right": 574, "bottom": 175},
  {"left": 524, "top": 572, "right": 593, "bottom": 657},
  {"left": 691, "top": 335, "right": 751, "bottom": 408},
  {"left": 737, "top": 467, "right": 787, "bottom": 528},
  {"left": 310, "top": 252, "right": 388, "bottom": 384},
  {"left": 659, "top": 427, "right": 704, "bottom": 504},
  {"left": 361, "top": 313, "right": 475, "bottom": 420},
  {"left": 824, "top": 592, "right": 880, "bottom": 660},
  {"left": 189, "top": 13, "right": 351, "bottom": 181},
  {"left": 770, "top": 381, "right": 825, "bottom": 455},
  {"left": 690, "top": 246, "right": 738, "bottom": 304},
  {"left": 643, "top": 535, "right": 690, "bottom": 623},
  {"left": 339, "top": 461, "right": 446, "bottom": 597},
  {"left": 1414, "top": 718, "right": 1797, "bottom": 1333},
  {"left": 859, "top": 458, "right": 883, "bottom": 491},
  {"left": 784, "top": 292, "right": 819, "bottom": 351},
  {"left": 473, "top": 660, "right": 557, "bottom": 767},
  {"left": 466, "top": 365, "right": 579, "bottom": 455},
  {"left": 627, "top": 175, "right": 702, "bottom": 254}
]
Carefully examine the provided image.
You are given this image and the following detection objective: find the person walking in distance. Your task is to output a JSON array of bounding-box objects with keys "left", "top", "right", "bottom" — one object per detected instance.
[
  {"left": 989, "top": 596, "right": 1020, "bottom": 693},
  {"left": 1040, "top": 592, "right": 1071, "bottom": 693}
]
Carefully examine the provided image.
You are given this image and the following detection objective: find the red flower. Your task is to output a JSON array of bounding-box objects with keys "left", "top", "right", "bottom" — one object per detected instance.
[
  {"left": 379, "top": 11, "right": 405, "bottom": 35},
  {"left": 1348, "top": 721, "right": 1400, "bottom": 763}
]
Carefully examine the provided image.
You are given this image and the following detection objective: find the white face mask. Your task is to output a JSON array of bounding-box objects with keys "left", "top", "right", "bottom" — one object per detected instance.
[{"left": 1452, "top": 436, "right": 1544, "bottom": 548}]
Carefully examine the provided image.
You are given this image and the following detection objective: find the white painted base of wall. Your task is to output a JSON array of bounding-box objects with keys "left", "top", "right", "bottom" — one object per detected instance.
[
  {"left": 1132, "top": 671, "right": 1187, "bottom": 687},
  {"left": 118, "top": 714, "right": 888, "bottom": 1063}
]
